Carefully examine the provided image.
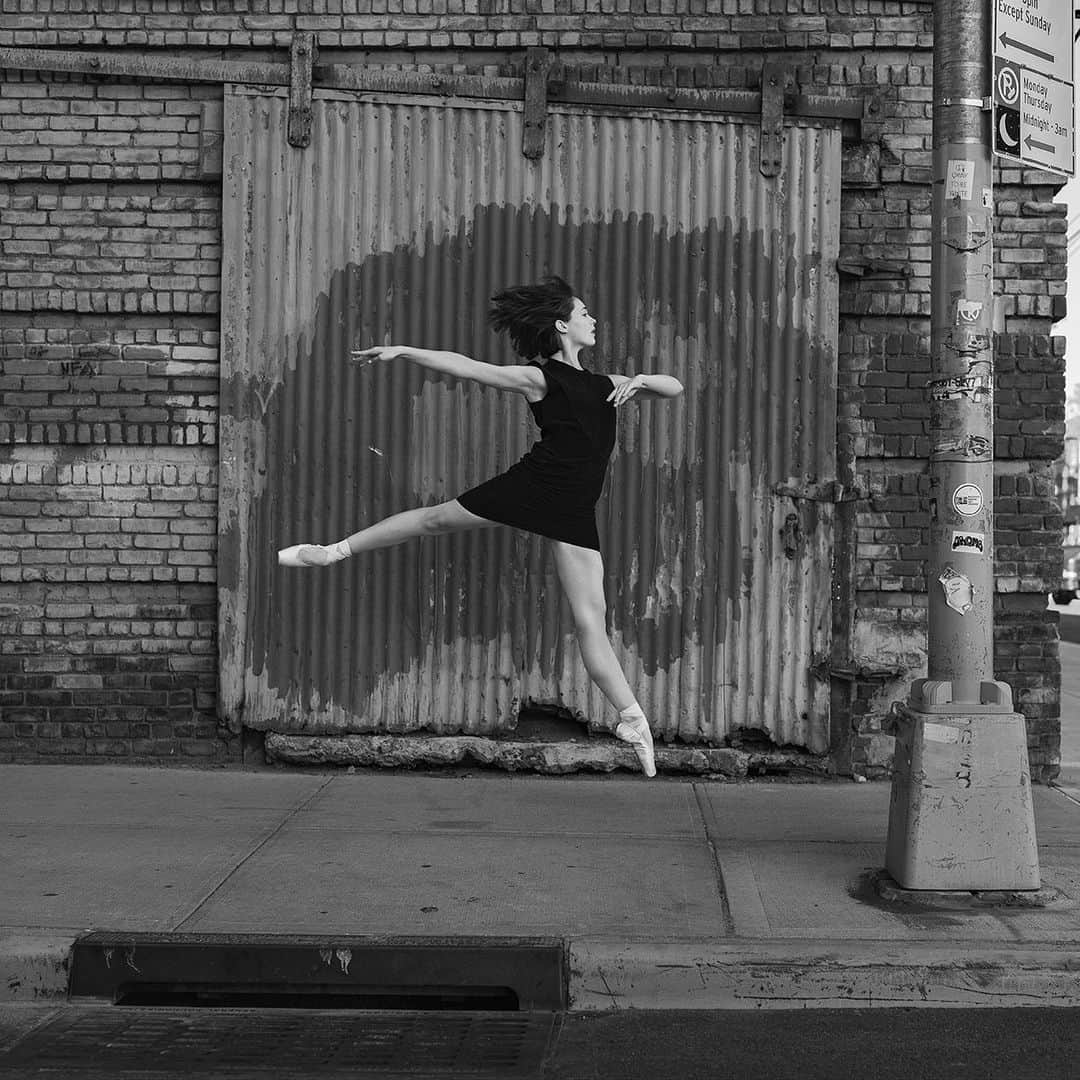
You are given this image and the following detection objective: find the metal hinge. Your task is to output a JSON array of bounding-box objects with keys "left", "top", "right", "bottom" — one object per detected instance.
[
  {"left": 759, "top": 62, "right": 792, "bottom": 179},
  {"left": 522, "top": 47, "right": 565, "bottom": 160},
  {"left": 773, "top": 479, "right": 868, "bottom": 503},
  {"left": 810, "top": 655, "right": 905, "bottom": 684},
  {"left": 288, "top": 33, "right": 317, "bottom": 149}
]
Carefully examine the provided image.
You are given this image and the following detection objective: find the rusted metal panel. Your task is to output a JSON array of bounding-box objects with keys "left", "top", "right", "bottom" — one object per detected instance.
[{"left": 219, "top": 84, "right": 840, "bottom": 751}]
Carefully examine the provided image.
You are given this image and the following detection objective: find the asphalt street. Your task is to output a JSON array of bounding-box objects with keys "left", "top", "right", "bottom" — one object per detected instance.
[
  {"left": 547, "top": 1007, "right": 1080, "bottom": 1080},
  {"left": 2, "top": 1004, "right": 1078, "bottom": 1079}
]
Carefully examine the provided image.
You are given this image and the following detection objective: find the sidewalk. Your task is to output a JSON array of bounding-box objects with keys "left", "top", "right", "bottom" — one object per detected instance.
[
  {"left": 3, "top": 761, "right": 1080, "bottom": 1011},
  {"left": 1059, "top": 639, "right": 1080, "bottom": 788}
]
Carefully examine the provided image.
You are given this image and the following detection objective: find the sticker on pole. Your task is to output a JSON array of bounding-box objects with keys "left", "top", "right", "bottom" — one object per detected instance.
[
  {"left": 950, "top": 530, "right": 985, "bottom": 555},
  {"left": 952, "top": 483, "right": 983, "bottom": 516},
  {"left": 940, "top": 565, "right": 975, "bottom": 614},
  {"left": 946, "top": 160, "right": 975, "bottom": 200}
]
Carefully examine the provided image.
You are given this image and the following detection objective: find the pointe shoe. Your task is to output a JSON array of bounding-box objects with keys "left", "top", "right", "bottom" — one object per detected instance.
[
  {"left": 615, "top": 716, "right": 657, "bottom": 778},
  {"left": 277, "top": 544, "right": 332, "bottom": 567}
]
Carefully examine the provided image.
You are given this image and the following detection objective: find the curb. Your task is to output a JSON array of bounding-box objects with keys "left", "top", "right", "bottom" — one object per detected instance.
[
  {"left": 569, "top": 939, "right": 1080, "bottom": 1010},
  {"left": 6, "top": 932, "right": 1080, "bottom": 1011}
]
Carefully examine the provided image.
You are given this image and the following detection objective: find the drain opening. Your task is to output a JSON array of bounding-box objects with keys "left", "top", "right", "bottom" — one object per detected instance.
[{"left": 113, "top": 983, "right": 520, "bottom": 1011}]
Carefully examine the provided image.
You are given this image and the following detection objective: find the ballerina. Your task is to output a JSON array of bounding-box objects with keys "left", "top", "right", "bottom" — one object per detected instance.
[{"left": 278, "top": 276, "right": 683, "bottom": 776}]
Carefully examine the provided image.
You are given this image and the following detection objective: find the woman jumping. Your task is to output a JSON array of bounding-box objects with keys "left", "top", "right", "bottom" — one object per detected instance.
[{"left": 278, "top": 276, "right": 684, "bottom": 777}]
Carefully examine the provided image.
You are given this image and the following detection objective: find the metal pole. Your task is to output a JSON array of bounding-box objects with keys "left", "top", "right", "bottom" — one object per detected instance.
[
  {"left": 884, "top": 0, "right": 1040, "bottom": 891},
  {"left": 925, "top": 0, "right": 996, "bottom": 695}
]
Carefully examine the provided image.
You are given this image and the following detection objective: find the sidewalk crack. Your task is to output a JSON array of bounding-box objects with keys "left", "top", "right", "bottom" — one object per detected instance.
[
  {"left": 1050, "top": 782, "right": 1080, "bottom": 809},
  {"left": 692, "top": 783, "right": 735, "bottom": 935},
  {"left": 173, "top": 775, "right": 336, "bottom": 930}
]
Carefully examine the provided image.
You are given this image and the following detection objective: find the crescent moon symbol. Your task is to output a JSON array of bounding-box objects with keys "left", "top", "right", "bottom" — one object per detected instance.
[{"left": 998, "top": 113, "right": 1019, "bottom": 149}]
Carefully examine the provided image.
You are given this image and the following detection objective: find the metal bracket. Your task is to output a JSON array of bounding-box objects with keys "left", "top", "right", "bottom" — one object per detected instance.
[
  {"left": 758, "top": 62, "right": 789, "bottom": 178},
  {"left": 836, "top": 256, "right": 909, "bottom": 279},
  {"left": 773, "top": 479, "right": 868, "bottom": 503},
  {"left": 522, "top": 47, "right": 551, "bottom": 160},
  {"left": 941, "top": 96, "right": 993, "bottom": 110},
  {"left": 811, "top": 656, "right": 905, "bottom": 684},
  {"left": 288, "top": 32, "right": 317, "bottom": 149}
]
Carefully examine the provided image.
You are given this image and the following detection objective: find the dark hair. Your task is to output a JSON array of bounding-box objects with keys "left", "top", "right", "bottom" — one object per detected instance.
[{"left": 488, "top": 276, "right": 577, "bottom": 360}]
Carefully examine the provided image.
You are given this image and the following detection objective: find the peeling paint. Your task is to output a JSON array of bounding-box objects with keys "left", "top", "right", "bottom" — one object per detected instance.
[{"left": 220, "top": 88, "right": 839, "bottom": 753}]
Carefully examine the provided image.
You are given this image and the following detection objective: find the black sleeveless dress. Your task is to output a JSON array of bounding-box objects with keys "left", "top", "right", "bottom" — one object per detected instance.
[{"left": 457, "top": 359, "right": 618, "bottom": 551}]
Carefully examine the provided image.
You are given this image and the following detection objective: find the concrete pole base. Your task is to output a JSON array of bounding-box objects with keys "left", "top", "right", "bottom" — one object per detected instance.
[{"left": 885, "top": 703, "right": 1040, "bottom": 891}]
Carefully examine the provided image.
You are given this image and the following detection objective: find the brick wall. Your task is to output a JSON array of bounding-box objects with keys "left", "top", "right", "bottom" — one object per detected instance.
[
  {"left": 1, "top": 67, "right": 230, "bottom": 760},
  {"left": 0, "top": 0, "right": 1068, "bottom": 776},
  {"left": 0, "top": 2, "right": 934, "bottom": 54},
  {"left": 0, "top": 447, "right": 221, "bottom": 759}
]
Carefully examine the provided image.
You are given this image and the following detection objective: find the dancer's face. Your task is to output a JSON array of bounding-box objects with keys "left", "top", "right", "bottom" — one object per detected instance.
[{"left": 558, "top": 298, "right": 597, "bottom": 348}]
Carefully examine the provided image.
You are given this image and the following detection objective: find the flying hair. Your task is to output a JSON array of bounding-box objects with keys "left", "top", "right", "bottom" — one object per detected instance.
[{"left": 488, "top": 276, "right": 577, "bottom": 360}]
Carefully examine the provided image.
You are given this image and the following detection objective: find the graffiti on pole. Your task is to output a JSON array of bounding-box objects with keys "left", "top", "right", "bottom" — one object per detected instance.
[{"left": 927, "top": 373, "right": 993, "bottom": 401}]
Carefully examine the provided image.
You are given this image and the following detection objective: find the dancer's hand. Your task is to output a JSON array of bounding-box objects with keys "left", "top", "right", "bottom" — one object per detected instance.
[
  {"left": 350, "top": 346, "right": 403, "bottom": 366},
  {"left": 606, "top": 374, "right": 648, "bottom": 407}
]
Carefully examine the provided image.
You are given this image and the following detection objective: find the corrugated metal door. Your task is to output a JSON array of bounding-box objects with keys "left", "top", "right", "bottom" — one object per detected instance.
[{"left": 219, "top": 83, "right": 840, "bottom": 753}]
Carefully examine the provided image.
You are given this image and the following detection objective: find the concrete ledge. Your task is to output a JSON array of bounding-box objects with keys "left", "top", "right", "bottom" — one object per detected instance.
[
  {"left": 0, "top": 933, "right": 71, "bottom": 1002},
  {"left": 569, "top": 939, "right": 1080, "bottom": 1010},
  {"left": 265, "top": 733, "right": 830, "bottom": 779}
]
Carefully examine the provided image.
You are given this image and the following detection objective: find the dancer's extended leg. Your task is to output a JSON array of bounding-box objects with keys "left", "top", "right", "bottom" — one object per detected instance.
[
  {"left": 278, "top": 499, "right": 497, "bottom": 566},
  {"left": 551, "top": 540, "right": 656, "bottom": 777}
]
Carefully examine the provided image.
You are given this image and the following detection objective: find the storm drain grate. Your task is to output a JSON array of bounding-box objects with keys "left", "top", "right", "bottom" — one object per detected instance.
[{"left": 0, "top": 1007, "right": 558, "bottom": 1078}]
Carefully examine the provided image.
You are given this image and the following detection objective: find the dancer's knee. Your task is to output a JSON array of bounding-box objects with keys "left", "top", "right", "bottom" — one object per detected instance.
[
  {"left": 420, "top": 504, "right": 449, "bottom": 534},
  {"left": 423, "top": 501, "right": 468, "bottom": 535}
]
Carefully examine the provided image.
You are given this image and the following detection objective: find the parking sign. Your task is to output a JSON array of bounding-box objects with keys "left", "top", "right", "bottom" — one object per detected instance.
[{"left": 992, "top": 0, "right": 1074, "bottom": 175}]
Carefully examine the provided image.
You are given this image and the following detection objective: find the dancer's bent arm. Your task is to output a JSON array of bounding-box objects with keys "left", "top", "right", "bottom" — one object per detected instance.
[
  {"left": 607, "top": 372, "right": 684, "bottom": 405},
  {"left": 352, "top": 346, "right": 543, "bottom": 397}
]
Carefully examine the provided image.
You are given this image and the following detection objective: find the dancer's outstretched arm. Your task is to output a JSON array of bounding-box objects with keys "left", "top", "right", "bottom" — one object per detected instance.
[
  {"left": 352, "top": 346, "right": 544, "bottom": 397},
  {"left": 607, "top": 372, "right": 684, "bottom": 405}
]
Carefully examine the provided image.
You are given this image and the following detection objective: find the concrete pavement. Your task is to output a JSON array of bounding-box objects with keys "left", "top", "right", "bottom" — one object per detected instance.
[
  {"left": 1059, "top": 640, "right": 1080, "bottom": 789},
  {"left": 3, "top": 762, "right": 1080, "bottom": 1011}
]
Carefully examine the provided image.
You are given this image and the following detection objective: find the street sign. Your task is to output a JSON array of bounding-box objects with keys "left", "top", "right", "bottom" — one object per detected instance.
[{"left": 992, "top": 0, "right": 1074, "bottom": 175}]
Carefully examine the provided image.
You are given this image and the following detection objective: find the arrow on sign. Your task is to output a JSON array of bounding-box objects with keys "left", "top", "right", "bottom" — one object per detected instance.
[
  {"left": 999, "top": 32, "right": 1055, "bottom": 63},
  {"left": 1025, "top": 133, "right": 1056, "bottom": 152}
]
